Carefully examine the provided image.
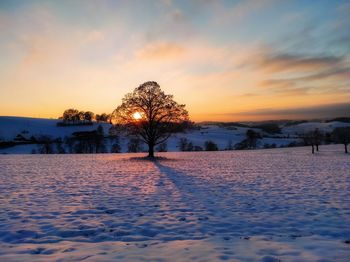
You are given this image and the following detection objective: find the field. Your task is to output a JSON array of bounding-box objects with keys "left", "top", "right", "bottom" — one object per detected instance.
[
  {"left": 0, "top": 145, "right": 349, "bottom": 261},
  {"left": 2, "top": 116, "right": 350, "bottom": 154}
]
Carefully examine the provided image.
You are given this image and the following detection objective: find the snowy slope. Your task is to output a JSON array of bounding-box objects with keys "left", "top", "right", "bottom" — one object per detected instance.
[
  {"left": 282, "top": 121, "right": 350, "bottom": 135},
  {"left": 0, "top": 116, "right": 111, "bottom": 140},
  {"left": 166, "top": 125, "right": 295, "bottom": 150},
  {"left": 1, "top": 116, "right": 349, "bottom": 154},
  {"left": 0, "top": 145, "right": 349, "bottom": 261}
]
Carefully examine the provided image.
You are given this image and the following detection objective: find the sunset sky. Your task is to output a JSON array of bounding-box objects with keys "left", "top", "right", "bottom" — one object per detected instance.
[{"left": 0, "top": 0, "right": 349, "bottom": 121}]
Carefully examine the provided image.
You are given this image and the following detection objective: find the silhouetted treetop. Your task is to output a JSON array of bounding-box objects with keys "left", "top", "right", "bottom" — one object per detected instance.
[
  {"left": 63, "top": 109, "right": 79, "bottom": 123},
  {"left": 332, "top": 127, "right": 350, "bottom": 153}
]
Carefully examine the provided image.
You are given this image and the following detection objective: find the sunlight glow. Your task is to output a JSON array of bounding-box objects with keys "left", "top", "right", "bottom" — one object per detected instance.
[
  {"left": 0, "top": 1, "right": 348, "bottom": 121},
  {"left": 133, "top": 112, "right": 142, "bottom": 120}
]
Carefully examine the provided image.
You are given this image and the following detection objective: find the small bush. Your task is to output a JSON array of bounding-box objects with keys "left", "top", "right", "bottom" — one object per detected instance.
[{"left": 204, "top": 140, "right": 218, "bottom": 151}]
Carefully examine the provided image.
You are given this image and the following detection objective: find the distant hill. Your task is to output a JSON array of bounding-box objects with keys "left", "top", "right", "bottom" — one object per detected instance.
[
  {"left": 326, "top": 117, "right": 350, "bottom": 123},
  {"left": 1, "top": 116, "right": 350, "bottom": 154}
]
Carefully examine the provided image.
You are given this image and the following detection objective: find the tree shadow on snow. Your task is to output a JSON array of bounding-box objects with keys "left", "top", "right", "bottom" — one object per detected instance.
[
  {"left": 152, "top": 160, "right": 239, "bottom": 240},
  {"left": 129, "top": 156, "right": 174, "bottom": 161}
]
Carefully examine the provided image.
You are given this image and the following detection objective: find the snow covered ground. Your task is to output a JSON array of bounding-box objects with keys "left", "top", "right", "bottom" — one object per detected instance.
[
  {"left": 0, "top": 145, "right": 349, "bottom": 261},
  {"left": 2, "top": 116, "right": 350, "bottom": 154},
  {"left": 0, "top": 116, "right": 112, "bottom": 141},
  {"left": 281, "top": 121, "right": 350, "bottom": 135}
]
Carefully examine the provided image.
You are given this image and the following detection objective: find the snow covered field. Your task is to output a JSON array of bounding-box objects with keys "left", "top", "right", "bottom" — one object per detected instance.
[
  {"left": 0, "top": 145, "right": 349, "bottom": 261},
  {"left": 2, "top": 116, "right": 350, "bottom": 154}
]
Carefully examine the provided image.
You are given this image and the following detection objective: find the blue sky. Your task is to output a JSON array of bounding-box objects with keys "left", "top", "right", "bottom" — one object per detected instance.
[{"left": 0, "top": 0, "right": 349, "bottom": 120}]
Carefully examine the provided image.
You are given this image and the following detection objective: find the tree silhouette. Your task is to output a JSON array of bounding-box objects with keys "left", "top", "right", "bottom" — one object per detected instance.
[
  {"left": 37, "top": 135, "right": 53, "bottom": 154},
  {"left": 332, "top": 127, "right": 350, "bottom": 153},
  {"left": 204, "top": 140, "right": 218, "bottom": 151},
  {"left": 84, "top": 111, "right": 94, "bottom": 122},
  {"left": 63, "top": 108, "right": 79, "bottom": 123},
  {"left": 96, "top": 113, "right": 110, "bottom": 122},
  {"left": 302, "top": 128, "right": 323, "bottom": 154},
  {"left": 179, "top": 137, "right": 191, "bottom": 151},
  {"left": 157, "top": 142, "right": 168, "bottom": 152},
  {"left": 313, "top": 128, "right": 323, "bottom": 152},
  {"left": 111, "top": 81, "right": 190, "bottom": 157},
  {"left": 246, "top": 129, "right": 260, "bottom": 149},
  {"left": 127, "top": 137, "right": 143, "bottom": 153}
]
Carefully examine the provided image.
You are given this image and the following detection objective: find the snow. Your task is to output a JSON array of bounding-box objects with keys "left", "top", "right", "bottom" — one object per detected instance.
[
  {"left": 1, "top": 116, "right": 350, "bottom": 153},
  {"left": 282, "top": 121, "right": 350, "bottom": 135},
  {"left": 0, "top": 116, "right": 111, "bottom": 141},
  {"left": 0, "top": 145, "right": 349, "bottom": 261},
  {"left": 0, "top": 117, "right": 301, "bottom": 153},
  {"left": 0, "top": 144, "right": 38, "bottom": 154},
  {"left": 166, "top": 125, "right": 251, "bottom": 150}
]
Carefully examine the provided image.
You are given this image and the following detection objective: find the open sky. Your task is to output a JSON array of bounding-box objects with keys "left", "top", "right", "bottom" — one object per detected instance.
[{"left": 0, "top": 0, "right": 349, "bottom": 121}]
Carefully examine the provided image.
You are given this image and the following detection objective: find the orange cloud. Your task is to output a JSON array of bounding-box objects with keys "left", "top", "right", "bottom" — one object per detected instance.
[
  {"left": 1, "top": 2, "right": 349, "bottom": 122},
  {"left": 137, "top": 42, "right": 186, "bottom": 60}
]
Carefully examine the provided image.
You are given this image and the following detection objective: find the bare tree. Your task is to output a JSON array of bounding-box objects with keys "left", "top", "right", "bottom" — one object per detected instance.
[
  {"left": 111, "top": 81, "right": 190, "bottom": 158},
  {"left": 178, "top": 138, "right": 195, "bottom": 151},
  {"left": 332, "top": 127, "right": 350, "bottom": 153},
  {"left": 111, "top": 136, "right": 121, "bottom": 153},
  {"left": 37, "top": 135, "right": 54, "bottom": 154},
  {"left": 55, "top": 138, "right": 66, "bottom": 154},
  {"left": 302, "top": 128, "right": 323, "bottom": 154},
  {"left": 302, "top": 132, "right": 315, "bottom": 154},
  {"left": 178, "top": 138, "right": 189, "bottom": 151},
  {"left": 127, "top": 137, "right": 143, "bottom": 153},
  {"left": 246, "top": 129, "right": 260, "bottom": 149},
  {"left": 313, "top": 128, "right": 323, "bottom": 152}
]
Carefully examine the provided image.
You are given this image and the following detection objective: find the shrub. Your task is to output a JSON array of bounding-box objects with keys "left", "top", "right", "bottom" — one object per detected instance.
[{"left": 204, "top": 140, "right": 218, "bottom": 151}]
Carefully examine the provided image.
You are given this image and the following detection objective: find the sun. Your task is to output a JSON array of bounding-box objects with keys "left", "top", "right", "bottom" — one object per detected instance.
[{"left": 132, "top": 112, "right": 142, "bottom": 120}]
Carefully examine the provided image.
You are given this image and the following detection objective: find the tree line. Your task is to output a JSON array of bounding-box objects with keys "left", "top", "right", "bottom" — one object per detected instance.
[
  {"left": 13, "top": 123, "right": 348, "bottom": 154},
  {"left": 234, "top": 127, "right": 350, "bottom": 153},
  {"left": 301, "top": 127, "right": 350, "bottom": 154},
  {"left": 37, "top": 81, "right": 349, "bottom": 156},
  {"left": 31, "top": 132, "right": 223, "bottom": 154},
  {"left": 57, "top": 109, "right": 111, "bottom": 126}
]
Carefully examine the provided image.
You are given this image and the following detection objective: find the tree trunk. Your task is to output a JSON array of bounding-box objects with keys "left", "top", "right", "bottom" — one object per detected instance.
[
  {"left": 148, "top": 143, "right": 155, "bottom": 158},
  {"left": 312, "top": 145, "right": 314, "bottom": 154},
  {"left": 316, "top": 144, "right": 319, "bottom": 151},
  {"left": 345, "top": 144, "right": 348, "bottom": 154}
]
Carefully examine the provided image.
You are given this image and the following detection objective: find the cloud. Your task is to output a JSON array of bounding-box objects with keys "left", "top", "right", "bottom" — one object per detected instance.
[
  {"left": 228, "top": 102, "right": 350, "bottom": 120},
  {"left": 295, "top": 66, "right": 350, "bottom": 81},
  {"left": 259, "top": 80, "right": 309, "bottom": 95},
  {"left": 215, "top": 0, "right": 276, "bottom": 24},
  {"left": 144, "top": 7, "right": 195, "bottom": 42},
  {"left": 243, "top": 48, "right": 350, "bottom": 96},
  {"left": 137, "top": 42, "right": 186, "bottom": 60},
  {"left": 258, "top": 64, "right": 350, "bottom": 96},
  {"left": 1, "top": 0, "right": 349, "bottom": 121},
  {"left": 159, "top": 0, "right": 172, "bottom": 6},
  {"left": 85, "top": 30, "right": 105, "bottom": 43},
  {"left": 256, "top": 53, "right": 344, "bottom": 72},
  {"left": 239, "top": 93, "right": 260, "bottom": 97}
]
